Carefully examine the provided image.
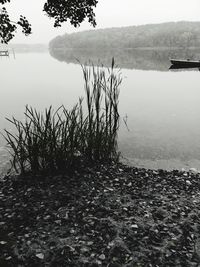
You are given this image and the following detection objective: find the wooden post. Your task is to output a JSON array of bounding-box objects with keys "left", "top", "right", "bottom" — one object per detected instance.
[{"left": 0, "top": 50, "right": 9, "bottom": 57}]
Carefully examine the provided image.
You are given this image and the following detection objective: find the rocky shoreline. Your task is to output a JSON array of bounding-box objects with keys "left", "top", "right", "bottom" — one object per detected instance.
[{"left": 1, "top": 163, "right": 200, "bottom": 266}]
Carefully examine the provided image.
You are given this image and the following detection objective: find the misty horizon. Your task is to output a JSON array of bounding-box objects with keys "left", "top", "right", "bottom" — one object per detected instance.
[{"left": 5, "top": 20, "right": 200, "bottom": 45}]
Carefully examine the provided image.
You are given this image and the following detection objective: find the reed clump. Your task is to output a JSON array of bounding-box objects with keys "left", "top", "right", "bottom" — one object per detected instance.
[{"left": 4, "top": 59, "right": 122, "bottom": 175}]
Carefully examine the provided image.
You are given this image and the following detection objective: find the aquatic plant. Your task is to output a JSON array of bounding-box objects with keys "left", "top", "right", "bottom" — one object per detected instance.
[{"left": 3, "top": 59, "right": 122, "bottom": 175}]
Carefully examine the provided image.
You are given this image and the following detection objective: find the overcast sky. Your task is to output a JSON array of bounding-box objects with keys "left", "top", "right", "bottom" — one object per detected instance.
[{"left": 6, "top": 0, "right": 200, "bottom": 44}]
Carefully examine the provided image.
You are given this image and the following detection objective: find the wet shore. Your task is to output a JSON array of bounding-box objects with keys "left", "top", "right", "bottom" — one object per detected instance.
[{"left": 1, "top": 163, "right": 200, "bottom": 266}]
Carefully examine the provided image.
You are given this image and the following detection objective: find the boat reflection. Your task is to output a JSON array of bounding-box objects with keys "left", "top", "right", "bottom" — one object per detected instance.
[{"left": 169, "top": 65, "right": 200, "bottom": 71}]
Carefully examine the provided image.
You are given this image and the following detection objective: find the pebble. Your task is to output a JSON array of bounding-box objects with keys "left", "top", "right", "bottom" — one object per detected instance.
[
  {"left": 186, "top": 180, "right": 192, "bottom": 186},
  {"left": 64, "top": 212, "right": 69, "bottom": 219},
  {"left": 189, "top": 168, "right": 199, "bottom": 174},
  {"left": 36, "top": 253, "right": 44, "bottom": 259},
  {"left": 44, "top": 215, "right": 50, "bottom": 220},
  {"left": 99, "top": 254, "right": 106, "bottom": 260},
  {"left": 131, "top": 224, "right": 138, "bottom": 229},
  {"left": 0, "top": 241, "right": 7, "bottom": 245}
]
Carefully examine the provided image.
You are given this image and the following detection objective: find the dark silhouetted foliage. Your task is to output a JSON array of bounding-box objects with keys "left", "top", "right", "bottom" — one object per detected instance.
[
  {"left": 3, "top": 60, "right": 122, "bottom": 175},
  {"left": 44, "top": 0, "right": 98, "bottom": 28},
  {"left": 0, "top": 0, "right": 98, "bottom": 43}
]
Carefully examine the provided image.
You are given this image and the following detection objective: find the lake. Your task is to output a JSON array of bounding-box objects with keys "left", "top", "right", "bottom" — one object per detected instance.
[{"left": 1, "top": 48, "right": 200, "bottom": 172}]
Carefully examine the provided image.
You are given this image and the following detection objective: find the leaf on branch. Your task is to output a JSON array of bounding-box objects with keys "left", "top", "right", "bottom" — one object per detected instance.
[
  {"left": 43, "top": 0, "right": 98, "bottom": 28},
  {"left": 17, "top": 16, "right": 32, "bottom": 35},
  {"left": 0, "top": 7, "right": 16, "bottom": 43}
]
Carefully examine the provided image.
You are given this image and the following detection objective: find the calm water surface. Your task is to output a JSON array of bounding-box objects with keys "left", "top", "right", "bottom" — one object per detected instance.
[{"left": 1, "top": 50, "right": 200, "bottom": 172}]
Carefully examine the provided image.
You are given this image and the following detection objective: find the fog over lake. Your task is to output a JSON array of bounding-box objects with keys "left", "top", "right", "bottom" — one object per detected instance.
[{"left": 1, "top": 48, "right": 200, "bottom": 172}]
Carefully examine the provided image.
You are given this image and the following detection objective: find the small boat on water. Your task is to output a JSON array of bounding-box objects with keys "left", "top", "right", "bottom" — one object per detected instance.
[{"left": 170, "top": 59, "right": 200, "bottom": 67}]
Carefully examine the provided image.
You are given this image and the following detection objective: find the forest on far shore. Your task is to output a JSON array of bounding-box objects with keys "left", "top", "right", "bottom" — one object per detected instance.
[{"left": 49, "top": 21, "right": 200, "bottom": 51}]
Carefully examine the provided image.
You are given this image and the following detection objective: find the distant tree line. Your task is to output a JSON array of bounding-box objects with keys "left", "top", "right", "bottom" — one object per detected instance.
[{"left": 49, "top": 21, "right": 200, "bottom": 50}]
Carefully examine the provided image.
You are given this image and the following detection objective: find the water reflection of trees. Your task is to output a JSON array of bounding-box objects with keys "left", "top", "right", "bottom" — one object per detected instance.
[{"left": 49, "top": 48, "right": 200, "bottom": 71}]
